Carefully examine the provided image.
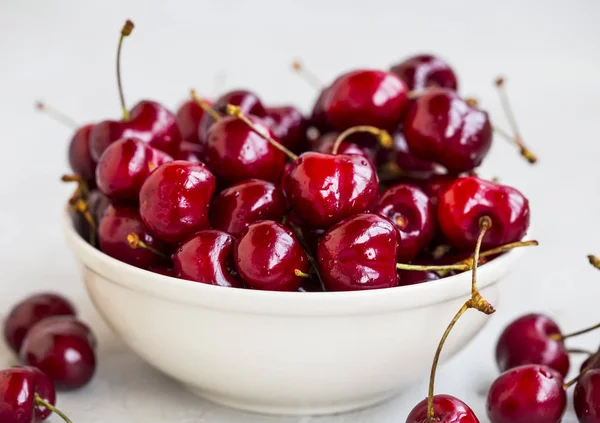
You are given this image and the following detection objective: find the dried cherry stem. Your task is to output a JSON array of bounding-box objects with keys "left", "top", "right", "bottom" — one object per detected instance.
[
  {"left": 291, "top": 60, "right": 323, "bottom": 90},
  {"left": 68, "top": 197, "right": 97, "bottom": 246},
  {"left": 117, "top": 20, "right": 134, "bottom": 121},
  {"left": 568, "top": 348, "right": 594, "bottom": 356},
  {"left": 551, "top": 322, "right": 600, "bottom": 341},
  {"left": 564, "top": 375, "right": 580, "bottom": 390},
  {"left": 588, "top": 254, "right": 600, "bottom": 270},
  {"left": 226, "top": 104, "right": 298, "bottom": 160},
  {"left": 331, "top": 125, "right": 392, "bottom": 154},
  {"left": 426, "top": 217, "right": 495, "bottom": 421},
  {"left": 61, "top": 174, "right": 90, "bottom": 199},
  {"left": 458, "top": 240, "right": 539, "bottom": 267},
  {"left": 396, "top": 262, "right": 471, "bottom": 272},
  {"left": 294, "top": 269, "right": 310, "bottom": 278},
  {"left": 35, "top": 102, "right": 78, "bottom": 128},
  {"left": 34, "top": 394, "right": 72, "bottom": 423},
  {"left": 190, "top": 89, "right": 221, "bottom": 121},
  {"left": 127, "top": 233, "right": 167, "bottom": 258}
]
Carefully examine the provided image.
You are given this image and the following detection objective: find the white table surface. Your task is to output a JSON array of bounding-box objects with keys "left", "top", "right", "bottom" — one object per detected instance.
[{"left": 1, "top": 0, "right": 600, "bottom": 421}]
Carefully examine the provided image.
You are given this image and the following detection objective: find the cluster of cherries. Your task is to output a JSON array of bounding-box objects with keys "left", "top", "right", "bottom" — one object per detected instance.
[
  {"left": 1, "top": 293, "right": 96, "bottom": 422},
  {"left": 47, "top": 20, "right": 539, "bottom": 294}
]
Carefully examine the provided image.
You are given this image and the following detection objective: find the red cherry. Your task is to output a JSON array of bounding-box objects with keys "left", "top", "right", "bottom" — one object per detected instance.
[
  {"left": 397, "top": 269, "right": 440, "bottom": 286},
  {"left": 404, "top": 88, "right": 492, "bottom": 173},
  {"left": 139, "top": 161, "right": 216, "bottom": 243},
  {"left": 175, "top": 98, "right": 210, "bottom": 144},
  {"left": 323, "top": 69, "right": 410, "bottom": 132},
  {"left": 438, "top": 176, "right": 530, "bottom": 250},
  {"left": 374, "top": 184, "right": 437, "bottom": 262},
  {"left": 88, "top": 190, "right": 111, "bottom": 224},
  {"left": 574, "top": 368, "right": 600, "bottom": 423},
  {"left": 389, "top": 129, "right": 438, "bottom": 176},
  {"left": 314, "top": 132, "right": 377, "bottom": 165},
  {"left": 390, "top": 54, "right": 458, "bottom": 92},
  {"left": 496, "top": 313, "right": 569, "bottom": 377},
  {"left": 98, "top": 205, "right": 170, "bottom": 269},
  {"left": 415, "top": 174, "right": 460, "bottom": 206},
  {"left": 210, "top": 179, "right": 287, "bottom": 237},
  {"left": 173, "top": 230, "right": 243, "bottom": 288},
  {"left": 234, "top": 221, "right": 308, "bottom": 291},
  {"left": 406, "top": 394, "right": 479, "bottom": 423},
  {"left": 582, "top": 355, "right": 600, "bottom": 374},
  {"left": 3, "top": 294, "right": 75, "bottom": 354},
  {"left": 204, "top": 116, "right": 286, "bottom": 184},
  {"left": 148, "top": 265, "right": 175, "bottom": 277},
  {"left": 308, "top": 87, "right": 332, "bottom": 133},
  {"left": 265, "top": 106, "right": 309, "bottom": 154},
  {"left": 317, "top": 213, "right": 400, "bottom": 291},
  {"left": 175, "top": 141, "right": 203, "bottom": 163},
  {"left": 68, "top": 124, "right": 97, "bottom": 184},
  {"left": 20, "top": 316, "right": 97, "bottom": 390}
]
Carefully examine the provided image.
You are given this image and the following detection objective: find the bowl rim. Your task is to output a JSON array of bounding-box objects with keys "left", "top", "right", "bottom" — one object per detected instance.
[{"left": 64, "top": 210, "right": 531, "bottom": 316}]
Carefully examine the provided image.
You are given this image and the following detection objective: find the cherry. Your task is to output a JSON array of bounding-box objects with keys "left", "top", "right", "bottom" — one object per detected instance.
[
  {"left": 389, "top": 129, "right": 438, "bottom": 176},
  {"left": 175, "top": 141, "right": 203, "bottom": 162},
  {"left": 574, "top": 368, "right": 600, "bottom": 423},
  {"left": 265, "top": 105, "right": 309, "bottom": 154},
  {"left": 148, "top": 265, "right": 175, "bottom": 277},
  {"left": 397, "top": 269, "right": 440, "bottom": 286},
  {"left": 496, "top": 313, "right": 569, "bottom": 377},
  {"left": 210, "top": 179, "right": 287, "bottom": 237},
  {"left": 139, "top": 161, "right": 216, "bottom": 243},
  {"left": 405, "top": 395, "right": 479, "bottom": 423},
  {"left": 95, "top": 138, "right": 173, "bottom": 201},
  {"left": 4, "top": 294, "right": 75, "bottom": 354},
  {"left": 173, "top": 230, "right": 243, "bottom": 288},
  {"left": 323, "top": 69, "right": 410, "bottom": 132},
  {"left": 98, "top": 204, "right": 170, "bottom": 269},
  {"left": 374, "top": 184, "right": 437, "bottom": 262},
  {"left": 176, "top": 98, "right": 210, "bottom": 144},
  {"left": 20, "top": 316, "right": 97, "bottom": 390},
  {"left": 390, "top": 54, "right": 458, "bottom": 92},
  {"left": 486, "top": 364, "right": 566, "bottom": 423},
  {"left": 314, "top": 132, "right": 377, "bottom": 165},
  {"left": 403, "top": 88, "right": 492, "bottom": 173},
  {"left": 415, "top": 173, "right": 460, "bottom": 206},
  {"left": 234, "top": 220, "right": 309, "bottom": 291},
  {"left": 438, "top": 176, "right": 530, "bottom": 250},
  {"left": 87, "top": 189, "right": 111, "bottom": 224}
]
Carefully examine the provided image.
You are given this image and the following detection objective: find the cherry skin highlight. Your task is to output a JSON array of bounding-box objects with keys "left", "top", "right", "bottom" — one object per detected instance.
[
  {"left": 390, "top": 54, "right": 458, "bottom": 92},
  {"left": 0, "top": 366, "right": 57, "bottom": 423},
  {"left": 574, "top": 368, "right": 600, "bottom": 423},
  {"left": 405, "top": 394, "right": 479, "bottom": 423}
]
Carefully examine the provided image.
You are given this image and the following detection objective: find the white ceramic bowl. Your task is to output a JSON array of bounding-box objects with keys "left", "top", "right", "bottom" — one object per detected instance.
[{"left": 64, "top": 211, "right": 528, "bottom": 415}]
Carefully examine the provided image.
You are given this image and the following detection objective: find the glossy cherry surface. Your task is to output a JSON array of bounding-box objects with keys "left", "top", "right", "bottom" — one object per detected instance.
[
  {"left": 235, "top": 221, "right": 308, "bottom": 291},
  {"left": 486, "top": 364, "right": 566, "bottom": 423},
  {"left": 96, "top": 137, "right": 172, "bottom": 201},
  {"left": 176, "top": 98, "right": 209, "bottom": 144},
  {"left": 4, "top": 293, "right": 75, "bottom": 354},
  {"left": 317, "top": 213, "right": 399, "bottom": 291},
  {"left": 99, "top": 204, "right": 169, "bottom": 269},
  {"left": 284, "top": 152, "right": 379, "bottom": 229},
  {"left": 574, "top": 369, "right": 600, "bottom": 423},
  {"left": 265, "top": 105, "right": 308, "bottom": 154},
  {"left": 68, "top": 123, "right": 96, "bottom": 184},
  {"left": 438, "top": 176, "right": 530, "bottom": 250},
  {"left": 323, "top": 69, "right": 409, "bottom": 132},
  {"left": 405, "top": 394, "right": 479, "bottom": 423},
  {"left": 390, "top": 54, "right": 458, "bottom": 91},
  {"left": 20, "top": 316, "right": 97, "bottom": 390},
  {"left": 0, "top": 366, "right": 56, "bottom": 423},
  {"left": 404, "top": 88, "right": 492, "bottom": 173},
  {"left": 90, "top": 100, "right": 182, "bottom": 160},
  {"left": 173, "top": 230, "right": 243, "bottom": 288},
  {"left": 374, "top": 184, "right": 436, "bottom": 262},
  {"left": 210, "top": 179, "right": 287, "bottom": 237},
  {"left": 204, "top": 116, "right": 286, "bottom": 184},
  {"left": 496, "top": 313, "right": 569, "bottom": 377},
  {"left": 139, "top": 161, "right": 216, "bottom": 243}
]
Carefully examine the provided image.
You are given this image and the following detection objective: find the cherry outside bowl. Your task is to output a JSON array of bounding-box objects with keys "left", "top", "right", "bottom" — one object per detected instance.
[{"left": 63, "top": 209, "right": 530, "bottom": 416}]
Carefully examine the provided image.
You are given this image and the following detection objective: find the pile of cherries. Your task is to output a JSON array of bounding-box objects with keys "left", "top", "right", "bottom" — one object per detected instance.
[{"left": 1, "top": 293, "right": 97, "bottom": 422}]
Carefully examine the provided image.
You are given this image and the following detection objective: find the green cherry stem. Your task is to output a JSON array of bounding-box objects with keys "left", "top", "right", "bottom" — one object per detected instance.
[
  {"left": 34, "top": 394, "right": 72, "bottom": 423},
  {"left": 190, "top": 89, "right": 221, "bottom": 121},
  {"left": 127, "top": 233, "right": 167, "bottom": 258},
  {"left": 294, "top": 269, "right": 310, "bottom": 278},
  {"left": 331, "top": 125, "right": 392, "bottom": 154},
  {"left": 117, "top": 20, "right": 134, "bottom": 121},
  {"left": 551, "top": 322, "right": 600, "bottom": 341}
]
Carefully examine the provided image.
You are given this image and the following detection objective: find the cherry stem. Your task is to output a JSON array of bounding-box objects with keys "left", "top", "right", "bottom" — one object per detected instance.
[
  {"left": 68, "top": 197, "right": 97, "bottom": 246},
  {"left": 34, "top": 393, "right": 72, "bottom": 423},
  {"left": 396, "top": 262, "right": 471, "bottom": 272},
  {"left": 35, "top": 102, "right": 78, "bottom": 129},
  {"left": 127, "top": 233, "right": 167, "bottom": 258},
  {"left": 190, "top": 89, "right": 221, "bottom": 121},
  {"left": 564, "top": 375, "right": 580, "bottom": 390},
  {"left": 426, "top": 217, "right": 494, "bottom": 421},
  {"left": 117, "top": 20, "right": 134, "bottom": 121},
  {"left": 226, "top": 104, "right": 298, "bottom": 160},
  {"left": 61, "top": 174, "right": 90, "bottom": 198},
  {"left": 291, "top": 60, "right": 323, "bottom": 90},
  {"left": 552, "top": 322, "right": 600, "bottom": 341},
  {"left": 459, "top": 240, "right": 539, "bottom": 268},
  {"left": 331, "top": 125, "right": 392, "bottom": 155},
  {"left": 588, "top": 254, "right": 600, "bottom": 270},
  {"left": 294, "top": 269, "right": 310, "bottom": 278},
  {"left": 568, "top": 348, "right": 594, "bottom": 356}
]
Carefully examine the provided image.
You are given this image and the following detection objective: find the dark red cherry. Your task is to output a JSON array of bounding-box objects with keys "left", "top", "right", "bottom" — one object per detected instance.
[
  {"left": 406, "top": 394, "right": 479, "bottom": 423},
  {"left": 496, "top": 313, "right": 569, "bottom": 377},
  {"left": 582, "top": 354, "right": 600, "bottom": 374},
  {"left": 210, "top": 179, "right": 287, "bottom": 237},
  {"left": 323, "top": 69, "right": 409, "bottom": 132},
  {"left": 398, "top": 269, "right": 440, "bottom": 286},
  {"left": 416, "top": 174, "right": 460, "bottom": 206},
  {"left": 404, "top": 88, "right": 492, "bottom": 173},
  {"left": 176, "top": 98, "right": 210, "bottom": 144},
  {"left": 20, "top": 316, "right": 97, "bottom": 390},
  {"left": 68, "top": 124, "right": 96, "bottom": 184},
  {"left": 95, "top": 138, "right": 173, "bottom": 201},
  {"left": 90, "top": 100, "right": 182, "bottom": 161},
  {"left": 317, "top": 213, "right": 399, "bottom": 291},
  {"left": 308, "top": 87, "right": 332, "bottom": 133},
  {"left": 390, "top": 129, "right": 438, "bottom": 175},
  {"left": 204, "top": 116, "right": 286, "bottom": 184},
  {"left": 265, "top": 106, "right": 309, "bottom": 154},
  {"left": 139, "top": 161, "right": 216, "bottom": 243},
  {"left": 0, "top": 366, "right": 58, "bottom": 423},
  {"left": 438, "top": 176, "right": 530, "bottom": 250},
  {"left": 314, "top": 132, "right": 377, "bottom": 165},
  {"left": 87, "top": 189, "right": 111, "bottom": 224},
  {"left": 235, "top": 221, "right": 308, "bottom": 291},
  {"left": 175, "top": 141, "right": 203, "bottom": 163},
  {"left": 390, "top": 54, "right": 458, "bottom": 91},
  {"left": 3, "top": 294, "right": 75, "bottom": 354},
  {"left": 148, "top": 265, "right": 175, "bottom": 277},
  {"left": 486, "top": 364, "right": 566, "bottom": 423},
  {"left": 374, "top": 184, "right": 436, "bottom": 262},
  {"left": 173, "top": 230, "right": 243, "bottom": 288},
  {"left": 574, "top": 368, "right": 600, "bottom": 423},
  {"left": 99, "top": 204, "right": 170, "bottom": 268},
  {"left": 284, "top": 152, "right": 379, "bottom": 229}
]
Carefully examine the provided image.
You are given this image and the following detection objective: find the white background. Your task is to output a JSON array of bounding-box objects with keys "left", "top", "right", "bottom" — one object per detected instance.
[{"left": 1, "top": 0, "right": 600, "bottom": 421}]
